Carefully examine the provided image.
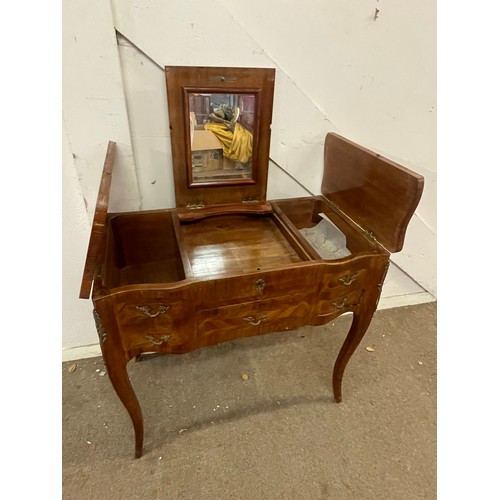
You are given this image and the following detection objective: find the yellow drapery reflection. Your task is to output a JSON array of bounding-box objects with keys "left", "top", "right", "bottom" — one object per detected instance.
[{"left": 204, "top": 122, "right": 253, "bottom": 164}]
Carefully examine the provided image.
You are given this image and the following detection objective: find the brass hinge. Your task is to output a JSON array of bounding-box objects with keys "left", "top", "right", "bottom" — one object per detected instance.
[
  {"left": 325, "top": 197, "right": 378, "bottom": 244},
  {"left": 363, "top": 229, "right": 376, "bottom": 241},
  {"left": 186, "top": 201, "right": 205, "bottom": 209}
]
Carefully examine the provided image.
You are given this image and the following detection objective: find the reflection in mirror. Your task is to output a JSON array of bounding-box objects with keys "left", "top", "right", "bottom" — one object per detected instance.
[{"left": 189, "top": 93, "right": 255, "bottom": 183}]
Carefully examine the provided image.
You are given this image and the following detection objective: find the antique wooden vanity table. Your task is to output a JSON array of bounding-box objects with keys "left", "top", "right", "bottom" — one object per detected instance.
[{"left": 80, "top": 66, "right": 424, "bottom": 458}]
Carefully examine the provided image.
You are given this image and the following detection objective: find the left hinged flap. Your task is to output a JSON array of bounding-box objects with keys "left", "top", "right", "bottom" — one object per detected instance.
[{"left": 79, "top": 141, "right": 116, "bottom": 299}]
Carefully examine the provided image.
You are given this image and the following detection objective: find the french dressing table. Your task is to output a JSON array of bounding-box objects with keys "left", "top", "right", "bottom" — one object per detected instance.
[{"left": 80, "top": 66, "right": 424, "bottom": 458}]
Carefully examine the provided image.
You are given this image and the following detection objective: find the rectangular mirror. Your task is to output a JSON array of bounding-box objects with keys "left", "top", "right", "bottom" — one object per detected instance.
[
  {"left": 166, "top": 67, "right": 275, "bottom": 208},
  {"left": 189, "top": 92, "right": 256, "bottom": 183}
]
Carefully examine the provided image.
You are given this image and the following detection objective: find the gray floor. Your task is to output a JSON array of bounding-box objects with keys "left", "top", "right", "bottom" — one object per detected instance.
[{"left": 62, "top": 302, "right": 436, "bottom": 499}]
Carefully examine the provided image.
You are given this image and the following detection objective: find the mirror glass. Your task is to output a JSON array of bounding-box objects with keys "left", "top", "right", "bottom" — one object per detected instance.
[{"left": 188, "top": 92, "right": 256, "bottom": 184}]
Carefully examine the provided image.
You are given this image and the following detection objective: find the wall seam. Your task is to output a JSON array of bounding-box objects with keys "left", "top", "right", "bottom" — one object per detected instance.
[
  {"left": 107, "top": 0, "right": 143, "bottom": 210},
  {"left": 214, "top": 0, "right": 339, "bottom": 133}
]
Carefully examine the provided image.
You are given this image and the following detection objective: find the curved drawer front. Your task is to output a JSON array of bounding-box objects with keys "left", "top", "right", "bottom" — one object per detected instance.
[
  {"left": 320, "top": 255, "right": 388, "bottom": 294},
  {"left": 196, "top": 266, "right": 318, "bottom": 308},
  {"left": 116, "top": 301, "right": 187, "bottom": 332},
  {"left": 114, "top": 294, "right": 194, "bottom": 353},
  {"left": 314, "top": 290, "right": 363, "bottom": 320},
  {"left": 320, "top": 266, "right": 369, "bottom": 293},
  {"left": 197, "top": 293, "right": 312, "bottom": 347},
  {"left": 123, "top": 328, "right": 190, "bottom": 354}
]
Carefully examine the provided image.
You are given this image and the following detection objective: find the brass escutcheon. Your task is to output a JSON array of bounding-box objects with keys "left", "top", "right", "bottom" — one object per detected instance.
[{"left": 255, "top": 279, "right": 265, "bottom": 291}]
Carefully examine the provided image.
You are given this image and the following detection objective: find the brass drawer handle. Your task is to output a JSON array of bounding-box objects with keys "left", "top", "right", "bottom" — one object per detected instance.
[
  {"left": 255, "top": 279, "right": 265, "bottom": 291},
  {"left": 136, "top": 305, "right": 170, "bottom": 318},
  {"left": 145, "top": 335, "right": 171, "bottom": 346},
  {"left": 332, "top": 298, "right": 348, "bottom": 310},
  {"left": 244, "top": 313, "right": 268, "bottom": 326},
  {"left": 339, "top": 274, "right": 358, "bottom": 286}
]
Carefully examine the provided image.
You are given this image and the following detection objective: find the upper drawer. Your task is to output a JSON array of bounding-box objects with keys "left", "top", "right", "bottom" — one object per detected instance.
[
  {"left": 320, "top": 267, "right": 369, "bottom": 292},
  {"left": 319, "top": 255, "right": 387, "bottom": 293},
  {"left": 114, "top": 287, "right": 194, "bottom": 333},
  {"left": 195, "top": 265, "right": 319, "bottom": 308}
]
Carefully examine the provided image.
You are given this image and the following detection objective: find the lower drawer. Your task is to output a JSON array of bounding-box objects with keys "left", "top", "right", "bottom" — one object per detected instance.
[
  {"left": 121, "top": 327, "right": 193, "bottom": 354},
  {"left": 197, "top": 293, "right": 312, "bottom": 347}
]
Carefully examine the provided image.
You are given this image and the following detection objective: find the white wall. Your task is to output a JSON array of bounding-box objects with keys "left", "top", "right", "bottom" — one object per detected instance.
[
  {"left": 62, "top": 123, "right": 95, "bottom": 348},
  {"left": 62, "top": 0, "right": 436, "bottom": 353}
]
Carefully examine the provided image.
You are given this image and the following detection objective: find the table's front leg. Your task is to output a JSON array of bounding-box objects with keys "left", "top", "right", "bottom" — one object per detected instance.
[
  {"left": 332, "top": 287, "right": 379, "bottom": 403},
  {"left": 106, "top": 358, "right": 144, "bottom": 458},
  {"left": 93, "top": 306, "right": 144, "bottom": 458}
]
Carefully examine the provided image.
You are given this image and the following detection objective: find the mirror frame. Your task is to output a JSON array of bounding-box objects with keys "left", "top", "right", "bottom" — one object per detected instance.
[{"left": 166, "top": 66, "right": 275, "bottom": 208}]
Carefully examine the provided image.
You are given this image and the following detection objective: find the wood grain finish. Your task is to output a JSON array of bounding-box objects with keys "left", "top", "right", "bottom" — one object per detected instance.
[
  {"left": 80, "top": 141, "right": 116, "bottom": 298},
  {"left": 321, "top": 132, "right": 424, "bottom": 252},
  {"left": 81, "top": 68, "right": 424, "bottom": 459},
  {"left": 193, "top": 264, "right": 319, "bottom": 308},
  {"left": 178, "top": 214, "right": 303, "bottom": 277},
  {"left": 197, "top": 294, "right": 313, "bottom": 346},
  {"left": 176, "top": 201, "right": 273, "bottom": 222},
  {"left": 103, "top": 211, "right": 186, "bottom": 288}
]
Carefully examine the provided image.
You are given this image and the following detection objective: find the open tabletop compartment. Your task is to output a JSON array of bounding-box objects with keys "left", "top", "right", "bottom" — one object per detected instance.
[
  {"left": 100, "top": 210, "right": 186, "bottom": 289},
  {"left": 99, "top": 208, "right": 316, "bottom": 290},
  {"left": 174, "top": 210, "right": 315, "bottom": 279},
  {"left": 274, "top": 132, "right": 425, "bottom": 263},
  {"left": 81, "top": 130, "right": 424, "bottom": 297},
  {"left": 272, "top": 196, "right": 382, "bottom": 262}
]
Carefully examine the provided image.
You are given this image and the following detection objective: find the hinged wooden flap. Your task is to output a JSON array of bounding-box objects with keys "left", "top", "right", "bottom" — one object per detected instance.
[
  {"left": 321, "top": 132, "right": 424, "bottom": 253},
  {"left": 79, "top": 141, "right": 116, "bottom": 299}
]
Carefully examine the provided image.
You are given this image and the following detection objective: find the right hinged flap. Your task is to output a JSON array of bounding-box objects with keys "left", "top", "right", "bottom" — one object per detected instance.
[
  {"left": 321, "top": 132, "right": 424, "bottom": 253},
  {"left": 79, "top": 141, "right": 116, "bottom": 299}
]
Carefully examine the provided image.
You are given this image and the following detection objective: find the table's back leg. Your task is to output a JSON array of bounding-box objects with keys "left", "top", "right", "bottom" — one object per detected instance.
[{"left": 332, "top": 289, "right": 379, "bottom": 403}]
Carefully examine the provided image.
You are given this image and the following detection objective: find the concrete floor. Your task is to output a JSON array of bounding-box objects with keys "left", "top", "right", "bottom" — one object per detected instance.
[{"left": 62, "top": 302, "right": 436, "bottom": 499}]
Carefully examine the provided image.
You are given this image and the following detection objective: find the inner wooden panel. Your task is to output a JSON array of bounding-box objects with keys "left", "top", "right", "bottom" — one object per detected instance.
[
  {"left": 274, "top": 197, "right": 378, "bottom": 254},
  {"left": 178, "top": 214, "right": 304, "bottom": 277},
  {"left": 104, "top": 211, "right": 186, "bottom": 287}
]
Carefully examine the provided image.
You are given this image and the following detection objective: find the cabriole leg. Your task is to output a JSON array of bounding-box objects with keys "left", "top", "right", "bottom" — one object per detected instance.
[
  {"left": 105, "top": 358, "right": 144, "bottom": 458},
  {"left": 93, "top": 307, "right": 144, "bottom": 458},
  {"left": 332, "top": 292, "right": 378, "bottom": 403}
]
